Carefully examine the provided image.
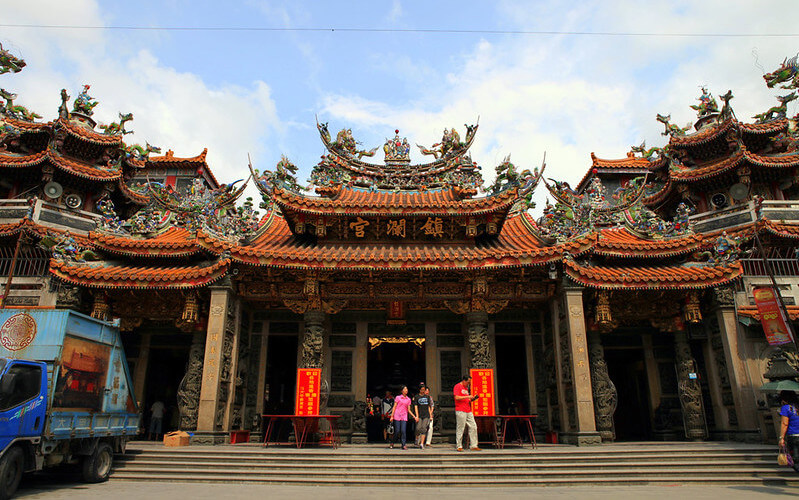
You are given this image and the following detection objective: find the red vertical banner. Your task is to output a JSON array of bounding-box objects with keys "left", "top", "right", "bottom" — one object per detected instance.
[
  {"left": 295, "top": 368, "right": 321, "bottom": 416},
  {"left": 470, "top": 368, "right": 495, "bottom": 417},
  {"left": 753, "top": 286, "right": 795, "bottom": 346}
]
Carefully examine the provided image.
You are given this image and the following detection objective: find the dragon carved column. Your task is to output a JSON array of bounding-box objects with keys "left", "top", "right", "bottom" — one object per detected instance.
[
  {"left": 178, "top": 332, "right": 206, "bottom": 431},
  {"left": 588, "top": 332, "right": 617, "bottom": 441},
  {"left": 301, "top": 310, "right": 326, "bottom": 369},
  {"left": 674, "top": 331, "right": 707, "bottom": 440},
  {"left": 466, "top": 311, "right": 491, "bottom": 369}
]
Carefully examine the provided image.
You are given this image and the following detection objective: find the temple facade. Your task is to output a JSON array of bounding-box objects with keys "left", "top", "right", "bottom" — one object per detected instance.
[{"left": 1, "top": 48, "right": 798, "bottom": 445}]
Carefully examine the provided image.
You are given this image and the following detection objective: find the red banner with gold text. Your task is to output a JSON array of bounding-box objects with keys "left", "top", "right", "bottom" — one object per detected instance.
[
  {"left": 295, "top": 368, "right": 321, "bottom": 416},
  {"left": 753, "top": 286, "right": 794, "bottom": 346},
  {"left": 470, "top": 368, "right": 496, "bottom": 417}
]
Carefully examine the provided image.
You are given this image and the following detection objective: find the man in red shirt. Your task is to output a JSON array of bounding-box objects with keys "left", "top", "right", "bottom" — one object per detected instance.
[{"left": 453, "top": 374, "right": 481, "bottom": 451}]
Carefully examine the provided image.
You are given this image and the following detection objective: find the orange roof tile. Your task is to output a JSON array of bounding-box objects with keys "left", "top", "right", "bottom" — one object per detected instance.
[
  {"left": 90, "top": 227, "right": 201, "bottom": 257},
  {"left": 669, "top": 118, "right": 735, "bottom": 147},
  {"left": 1, "top": 116, "right": 51, "bottom": 132},
  {"left": 0, "top": 150, "right": 48, "bottom": 168},
  {"left": 577, "top": 152, "right": 657, "bottom": 191},
  {"left": 745, "top": 150, "right": 799, "bottom": 168},
  {"left": 759, "top": 219, "right": 799, "bottom": 239},
  {"left": 147, "top": 148, "right": 219, "bottom": 188},
  {"left": 273, "top": 185, "right": 517, "bottom": 217},
  {"left": 564, "top": 258, "right": 742, "bottom": 290},
  {"left": 50, "top": 258, "right": 230, "bottom": 289},
  {"left": 595, "top": 227, "right": 704, "bottom": 258},
  {"left": 60, "top": 118, "right": 123, "bottom": 145},
  {"left": 117, "top": 179, "right": 150, "bottom": 205},
  {"left": 740, "top": 119, "right": 788, "bottom": 135},
  {"left": 670, "top": 148, "right": 745, "bottom": 181},
  {"left": 738, "top": 305, "right": 799, "bottom": 321},
  {"left": 0, "top": 149, "right": 122, "bottom": 181},
  {"left": 197, "top": 212, "right": 593, "bottom": 270}
]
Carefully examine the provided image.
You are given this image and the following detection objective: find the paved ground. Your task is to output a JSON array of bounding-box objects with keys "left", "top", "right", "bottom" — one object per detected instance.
[{"left": 14, "top": 479, "right": 799, "bottom": 499}]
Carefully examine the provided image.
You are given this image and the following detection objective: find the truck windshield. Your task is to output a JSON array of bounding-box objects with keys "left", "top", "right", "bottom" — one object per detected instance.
[{"left": 0, "top": 364, "right": 42, "bottom": 411}]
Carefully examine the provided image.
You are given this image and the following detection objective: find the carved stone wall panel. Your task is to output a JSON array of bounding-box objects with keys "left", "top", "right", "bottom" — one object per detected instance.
[
  {"left": 178, "top": 333, "right": 205, "bottom": 431},
  {"left": 675, "top": 333, "right": 707, "bottom": 440},
  {"left": 588, "top": 334, "right": 617, "bottom": 441}
]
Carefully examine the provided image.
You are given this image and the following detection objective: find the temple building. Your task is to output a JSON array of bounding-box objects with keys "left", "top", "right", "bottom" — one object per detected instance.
[{"left": 1, "top": 49, "right": 798, "bottom": 445}]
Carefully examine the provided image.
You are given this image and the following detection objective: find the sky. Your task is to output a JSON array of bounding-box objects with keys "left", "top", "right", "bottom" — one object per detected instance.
[{"left": 2, "top": 0, "right": 798, "bottom": 214}]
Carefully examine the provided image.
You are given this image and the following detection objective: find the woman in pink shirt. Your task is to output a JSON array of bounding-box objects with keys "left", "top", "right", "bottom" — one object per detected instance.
[{"left": 389, "top": 386, "right": 412, "bottom": 450}]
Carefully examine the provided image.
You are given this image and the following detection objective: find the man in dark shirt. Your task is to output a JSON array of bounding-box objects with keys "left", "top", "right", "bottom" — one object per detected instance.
[{"left": 412, "top": 384, "right": 432, "bottom": 449}]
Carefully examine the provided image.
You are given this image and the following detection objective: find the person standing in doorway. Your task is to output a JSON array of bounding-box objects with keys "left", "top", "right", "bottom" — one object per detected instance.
[
  {"left": 779, "top": 390, "right": 799, "bottom": 473},
  {"left": 413, "top": 384, "right": 432, "bottom": 449},
  {"left": 381, "top": 390, "right": 394, "bottom": 441},
  {"left": 148, "top": 399, "right": 165, "bottom": 441},
  {"left": 425, "top": 386, "right": 435, "bottom": 447},
  {"left": 389, "top": 385, "right": 412, "bottom": 450},
  {"left": 453, "top": 375, "right": 481, "bottom": 452}
]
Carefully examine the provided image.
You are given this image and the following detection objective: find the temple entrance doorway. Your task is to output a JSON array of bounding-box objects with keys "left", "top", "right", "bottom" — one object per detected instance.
[
  {"left": 264, "top": 335, "right": 298, "bottom": 415},
  {"left": 143, "top": 334, "right": 191, "bottom": 438},
  {"left": 366, "top": 340, "right": 426, "bottom": 442},
  {"left": 605, "top": 347, "right": 653, "bottom": 441},
  {"left": 495, "top": 335, "right": 531, "bottom": 415}
]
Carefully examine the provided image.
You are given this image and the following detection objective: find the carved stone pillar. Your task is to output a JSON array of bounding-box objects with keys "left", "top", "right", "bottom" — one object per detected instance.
[
  {"left": 177, "top": 332, "right": 205, "bottom": 431},
  {"left": 132, "top": 333, "right": 151, "bottom": 406},
  {"left": 674, "top": 331, "right": 707, "bottom": 440},
  {"left": 588, "top": 332, "right": 617, "bottom": 441},
  {"left": 301, "top": 310, "right": 326, "bottom": 369},
  {"left": 466, "top": 311, "right": 491, "bottom": 368},
  {"left": 197, "top": 286, "right": 231, "bottom": 436},
  {"left": 713, "top": 287, "right": 759, "bottom": 437},
  {"left": 563, "top": 287, "right": 600, "bottom": 445}
]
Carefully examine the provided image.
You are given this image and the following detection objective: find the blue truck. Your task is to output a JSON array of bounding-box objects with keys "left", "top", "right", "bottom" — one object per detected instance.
[{"left": 0, "top": 309, "right": 139, "bottom": 498}]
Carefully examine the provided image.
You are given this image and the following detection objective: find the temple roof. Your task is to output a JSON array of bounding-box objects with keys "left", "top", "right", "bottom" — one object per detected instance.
[
  {"left": 0, "top": 149, "right": 122, "bottom": 181},
  {"left": 50, "top": 257, "right": 230, "bottom": 289},
  {"left": 738, "top": 305, "right": 799, "bottom": 321},
  {"left": 59, "top": 117, "right": 124, "bottom": 145},
  {"left": 577, "top": 152, "right": 657, "bottom": 191},
  {"left": 272, "top": 184, "right": 517, "bottom": 217},
  {"left": 146, "top": 148, "right": 219, "bottom": 189},
  {"left": 194, "top": 211, "right": 593, "bottom": 270},
  {"left": 90, "top": 226, "right": 201, "bottom": 258},
  {"left": 594, "top": 227, "right": 704, "bottom": 258},
  {"left": 564, "top": 258, "right": 742, "bottom": 290}
]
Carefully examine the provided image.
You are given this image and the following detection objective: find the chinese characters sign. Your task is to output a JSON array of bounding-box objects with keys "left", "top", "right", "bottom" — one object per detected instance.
[
  {"left": 348, "top": 217, "right": 445, "bottom": 238},
  {"left": 295, "top": 368, "right": 321, "bottom": 416},
  {"left": 470, "top": 368, "right": 495, "bottom": 417},
  {"left": 753, "top": 286, "right": 794, "bottom": 346}
]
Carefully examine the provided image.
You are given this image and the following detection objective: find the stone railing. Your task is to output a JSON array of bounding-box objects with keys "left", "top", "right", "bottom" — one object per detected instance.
[
  {"left": 0, "top": 198, "right": 100, "bottom": 235},
  {"left": 689, "top": 199, "right": 799, "bottom": 234}
]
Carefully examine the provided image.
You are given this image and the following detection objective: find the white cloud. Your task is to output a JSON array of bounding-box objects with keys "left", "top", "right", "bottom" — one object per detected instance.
[
  {"left": 2, "top": 0, "right": 282, "bottom": 207},
  {"left": 319, "top": 1, "right": 799, "bottom": 215}
]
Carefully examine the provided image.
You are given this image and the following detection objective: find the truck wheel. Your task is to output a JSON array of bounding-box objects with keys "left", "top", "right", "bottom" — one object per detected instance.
[
  {"left": 0, "top": 446, "right": 24, "bottom": 500},
  {"left": 82, "top": 442, "right": 113, "bottom": 483}
]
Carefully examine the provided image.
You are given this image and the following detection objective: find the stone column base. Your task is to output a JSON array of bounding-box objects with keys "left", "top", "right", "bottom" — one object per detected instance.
[
  {"left": 190, "top": 431, "right": 229, "bottom": 445},
  {"left": 560, "top": 431, "right": 602, "bottom": 446}
]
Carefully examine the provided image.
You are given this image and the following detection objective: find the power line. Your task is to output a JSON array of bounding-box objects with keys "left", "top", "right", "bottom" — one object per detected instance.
[{"left": 0, "top": 24, "right": 797, "bottom": 37}]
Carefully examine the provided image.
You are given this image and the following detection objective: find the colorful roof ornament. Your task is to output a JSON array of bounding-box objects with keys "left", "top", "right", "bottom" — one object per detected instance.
[
  {"left": 0, "top": 43, "right": 26, "bottom": 75},
  {"left": 0, "top": 88, "right": 41, "bottom": 122},
  {"left": 691, "top": 86, "right": 720, "bottom": 118},
  {"left": 764, "top": 54, "right": 799, "bottom": 89},
  {"left": 489, "top": 153, "right": 546, "bottom": 212},
  {"left": 72, "top": 85, "right": 99, "bottom": 116},
  {"left": 383, "top": 130, "right": 411, "bottom": 165}
]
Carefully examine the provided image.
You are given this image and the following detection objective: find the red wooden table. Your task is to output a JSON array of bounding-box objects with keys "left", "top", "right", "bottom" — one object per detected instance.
[
  {"left": 475, "top": 414, "right": 537, "bottom": 449},
  {"left": 261, "top": 414, "right": 341, "bottom": 449}
]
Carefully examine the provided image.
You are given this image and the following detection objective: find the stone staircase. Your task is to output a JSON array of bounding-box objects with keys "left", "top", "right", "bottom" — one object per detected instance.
[{"left": 112, "top": 442, "right": 798, "bottom": 487}]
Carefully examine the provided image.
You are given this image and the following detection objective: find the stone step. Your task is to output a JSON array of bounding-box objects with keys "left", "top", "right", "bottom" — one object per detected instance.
[
  {"left": 113, "top": 458, "right": 777, "bottom": 469},
  {"left": 109, "top": 472, "right": 799, "bottom": 487},
  {"left": 113, "top": 443, "right": 794, "bottom": 487}
]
